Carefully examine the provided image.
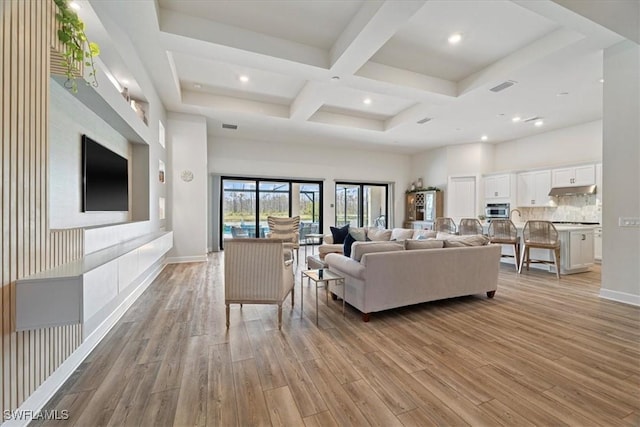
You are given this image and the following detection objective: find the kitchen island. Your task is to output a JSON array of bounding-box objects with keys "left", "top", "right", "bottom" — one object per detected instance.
[{"left": 484, "top": 222, "right": 596, "bottom": 275}]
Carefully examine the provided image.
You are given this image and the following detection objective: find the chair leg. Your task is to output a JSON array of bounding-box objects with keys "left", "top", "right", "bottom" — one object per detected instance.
[
  {"left": 525, "top": 247, "right": 531, "bottom": 271},
  {"left": 277, "top": 304, "right": 283, "bottom": 330},
  {"left": 291, "top": 286, "right": 295, "bottom": 306},
  {"left": 513, "top": 243, "right": 519, "bottom": 272},
  {"left": 226, "top": 304, "right": 230, "bottom": 328},
  {"left": 518, "top": 244, "right": 526, "bottom": 274},
  {"left": 554, "top": 248, "right": 561, "bottom": 279}
]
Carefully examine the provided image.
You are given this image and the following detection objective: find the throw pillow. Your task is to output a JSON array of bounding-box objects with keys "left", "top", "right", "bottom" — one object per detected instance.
[
  {"left": 343, "top": 232, "right": 356, "bottom": 257},
  {"left": 367, "top": 228, "right": 392, "bottom": 241},
  {"left": 390, "top": 228, "right": 414, "bottom": 241},
  {"left": 343, "top": 228, "right": 366, "bottom": 258},
  {"left": 330, "top": 224, "right": 350, "bottom": 244}
]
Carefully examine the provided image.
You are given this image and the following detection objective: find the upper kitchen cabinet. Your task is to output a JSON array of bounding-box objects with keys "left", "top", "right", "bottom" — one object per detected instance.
[
  {"left": 552, "top": 164, "right": 595, "bottom": 187},
  {"left": 484, "top": 174, "right": 515, "bottom": 200},
  {"left": 517, "top": 170, "right": 552, "bottom": 207}
]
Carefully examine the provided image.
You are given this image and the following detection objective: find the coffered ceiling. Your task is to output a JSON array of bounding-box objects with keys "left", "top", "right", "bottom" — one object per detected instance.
[{"left": 82, "top": 0, "right": 630, "bottom": 153}]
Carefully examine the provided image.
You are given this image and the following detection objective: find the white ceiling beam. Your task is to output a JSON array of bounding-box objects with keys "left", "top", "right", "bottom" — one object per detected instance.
[
  {"left": 384, "top": 103, "right": 432, "bottom": 131},
  {"left": 182, "top": 91, "right": 289, "bottom": 119},
  {"left": 329, "top": 0, "right": 427, "bottom": 76},
  {"left": 289, "top": 82, "right": 327, "bottom": 121},
  {"left": 159, "top": 8, "right": 329, "bottom": 69},
  {"left": 357, "top": 62, "right": 457, "bottom": 98},
  {"left": 514, "top": 0, "right": 634, "bottom": 44},
  {"left": 457, "top": 28, "right": 585, "bottom": 96},
  {"left": 308, "top": 111, "right": 385, "bottom": 132}
]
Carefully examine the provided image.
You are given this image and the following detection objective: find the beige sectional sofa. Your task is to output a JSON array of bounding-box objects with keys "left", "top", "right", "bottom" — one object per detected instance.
[
  {"left": 324, "top": 235, "right": 501, "bottom": 321},
  {"left": 318, "top": 227, "right": 434, "bottom": 259}
]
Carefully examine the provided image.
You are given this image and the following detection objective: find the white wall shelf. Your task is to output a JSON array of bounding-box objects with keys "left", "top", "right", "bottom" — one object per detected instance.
[{"left": 16, "top": 231, "right": 172, "bottom": 338}]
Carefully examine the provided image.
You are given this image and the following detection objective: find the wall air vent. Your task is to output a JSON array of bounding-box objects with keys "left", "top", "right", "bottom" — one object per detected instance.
[
  {"left": 416, "top": 117, "right": 432, "bottom": 124},
  {"left": 222, "top": 123, "right": 238, "bottom": 130},
  {"left": 489, "top": 80, "right": 517, "bottom": 92}
]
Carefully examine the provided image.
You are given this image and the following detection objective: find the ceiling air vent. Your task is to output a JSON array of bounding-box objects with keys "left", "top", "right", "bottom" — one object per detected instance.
[
  {"left": 416, "top": 117, "right": 432, "bottom": 124},
  {"left": 523, "top": 116, "right": 541, "bottom": 123},
  {"left": 489, "top": 80, "right": 517, "bottom": 92},
  {"left": 222, "top": 123, "right": 238, "bottom": 130}
]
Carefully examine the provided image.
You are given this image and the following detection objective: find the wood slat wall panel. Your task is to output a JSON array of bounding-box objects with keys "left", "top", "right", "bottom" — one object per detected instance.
[{"left": 1, "top": 0, "right": 84, "bottom": 415}]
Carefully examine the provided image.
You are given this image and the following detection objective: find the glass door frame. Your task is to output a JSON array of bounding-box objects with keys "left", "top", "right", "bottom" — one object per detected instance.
[
  {"left": 335, "top": 182, "right": 389, "bottom": 228},
  {"left": 220, "top": 176, "right": 323, "bottom": 249}
]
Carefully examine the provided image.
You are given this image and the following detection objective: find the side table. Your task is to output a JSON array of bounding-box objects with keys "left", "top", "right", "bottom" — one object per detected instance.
[
  {"left": 304, "top": 233, "right": 325, "bottom": 258},
  {"left": 300, "top": 269, "right": 345, "bottom": 325}
]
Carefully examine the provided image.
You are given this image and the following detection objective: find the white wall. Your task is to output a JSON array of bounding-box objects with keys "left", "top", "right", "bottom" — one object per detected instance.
[
  {"left": 168, "top": 113, "right": 208, "bottom": 262},
  {"left": 600, "top": 40, "right": 640, "bottom": 305},
  {"left": 493, "top": 120, "right": 602, "bottom": 172},
  {"left": 208, "top": 136, "right": 411, "bottom": 235},
  {"left": 49, "top": 80, "right": 131, "bottom": 228}
]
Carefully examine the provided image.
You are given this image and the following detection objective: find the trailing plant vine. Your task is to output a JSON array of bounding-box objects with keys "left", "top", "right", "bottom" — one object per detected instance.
[{"left": 53, "top": 0, "right": 100, "bottom": 93}]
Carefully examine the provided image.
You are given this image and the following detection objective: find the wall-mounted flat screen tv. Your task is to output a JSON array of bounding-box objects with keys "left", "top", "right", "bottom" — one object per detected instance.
[{"left": 82, "top": 135, "right": 129, "bottom": 212}]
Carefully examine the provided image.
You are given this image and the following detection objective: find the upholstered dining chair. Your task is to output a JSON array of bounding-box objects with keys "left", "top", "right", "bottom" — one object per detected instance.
[
  {"left": 267, "top": 216, "right": 300, "bottom": 261},
  {"left": 488, "top": 219, "right": 520, "bottom": 272},
  {"left": 224, "top": 238, "right": 295, "bottom": 329},
  {"left": 518, "top": 220, "right": 561, "bottom": 279},
  {"left": 458, "top": 218, "right": 484, "bottom": 235},
  {"left": 434, "top": 217, "right": 457, "bottom": 234}
]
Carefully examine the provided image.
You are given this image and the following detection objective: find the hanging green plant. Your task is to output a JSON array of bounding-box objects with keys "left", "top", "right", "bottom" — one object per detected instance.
[{"left": 53, "top": 0, "right": 100, "bottom": 93}]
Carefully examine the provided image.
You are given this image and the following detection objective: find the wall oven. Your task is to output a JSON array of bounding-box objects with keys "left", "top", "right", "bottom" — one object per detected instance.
[{"left": 485, "top": 203, "right": 510, "bottom": 220}]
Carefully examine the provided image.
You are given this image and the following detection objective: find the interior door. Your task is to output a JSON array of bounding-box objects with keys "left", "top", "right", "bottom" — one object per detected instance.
[{"left": 448, "top": 176, "right": 477, "bottom": 223}]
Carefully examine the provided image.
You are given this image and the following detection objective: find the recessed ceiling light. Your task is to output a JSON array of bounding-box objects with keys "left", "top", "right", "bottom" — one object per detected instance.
[
  {"left": 363, "top": 98, "right": 372, "bottom": 105},
  {"left": 534, "top": 120, "right": 544, "bottom": 127},
  {"left": 69, "top": 1, "right": 81, "bottom": 11},
  {"left": 512, "top": 116, "right": 521, "bottom": 123},
  {"left": 239, "top": 75, "right": 249, "bottom": 83},
  {"left": 599, "top": 78, "right": 604, "bottom": 83},
  {"left": 448, "top": 32, "right": 463, "bottom": 45},
  {"left": 193, "top": 83, "right": 202, "bottom": 89},
  {"left": 481, "top": 135, "right": 488, "bottom": 141}
]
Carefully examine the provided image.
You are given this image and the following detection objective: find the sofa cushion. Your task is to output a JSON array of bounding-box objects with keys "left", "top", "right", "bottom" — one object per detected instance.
[
  {"left": 405, "top": 239, "right": 444, "bottom": 250},
  {"left": 413, "top": 229, "right": 437, "bottom": 240},
  {"left": 330, "top": 224, "right": 350, "bottom": 244},
  {"left": 318, "top": 243, "right": 343, "bottom": 259},
  {"left": 343, "top": 228, "right": 366, "bottom": 258},
  {"left": 352, "top": 241, "right": 404, "bottom": 262},
  {"left": 390, "top": 228, "right": 414, "bottom": 241},
  {"left": 443, "top": 234, "right": 490, "bottom": 247},
  {"left": 367, "top": 228, "right": 392, "bottom": 241}
]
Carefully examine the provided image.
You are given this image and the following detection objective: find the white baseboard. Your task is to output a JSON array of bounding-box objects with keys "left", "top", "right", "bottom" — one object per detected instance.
[
  {"left": 2, "top": 263, "right": 167, "bottom": 427},
  {"left": 166, "top": 255, "right": 207, "bottom": 263},
  {"left": 599, "top": 288, "right": 640, "bottom": 306}
]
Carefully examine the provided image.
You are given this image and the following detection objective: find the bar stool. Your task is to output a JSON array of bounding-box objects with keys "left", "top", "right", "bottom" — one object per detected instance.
[
  {"left": 458, "top": 218, "right": 484, "bottom": 235},
  {"left": 434, "top": 217, "right": 457, "bottom": 234},
  {"left": 518, "top": 220, "right": 561, "bottom": 279},
  {"left": 487, "top": 219, "right": 519, "bottom": 272}
]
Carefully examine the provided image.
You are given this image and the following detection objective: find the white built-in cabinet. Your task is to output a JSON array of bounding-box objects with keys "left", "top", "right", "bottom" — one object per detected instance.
[
  {"left": 484, "top": 174, "right": 512, "bottom": 199},
  {"left": 565, "top": 230, "right": 595, "bottom": 270},
  {"left": 551, "top": 164, "right": 595, "bottom": 187},
  {"left": 517, "top": 170, "right": 552, "bottom": 207}
]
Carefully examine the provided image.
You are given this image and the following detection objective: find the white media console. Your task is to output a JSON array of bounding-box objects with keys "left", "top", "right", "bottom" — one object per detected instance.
[{"left": 16, "top": 223, "right": 173, "bottom": 340}]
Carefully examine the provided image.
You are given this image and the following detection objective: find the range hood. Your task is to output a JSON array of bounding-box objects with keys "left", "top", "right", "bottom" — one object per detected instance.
[{"left": 548, "top": 185, "right": 597, "bottom": 197}]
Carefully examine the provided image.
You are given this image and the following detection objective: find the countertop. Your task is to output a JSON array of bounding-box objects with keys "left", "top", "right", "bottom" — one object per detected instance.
[{"left": 483, "top": 222, "right": 597, "bottom": 233}]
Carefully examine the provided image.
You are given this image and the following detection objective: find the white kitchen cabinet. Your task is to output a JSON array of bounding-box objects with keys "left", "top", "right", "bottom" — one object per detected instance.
[
  {"left": 566, "top": 230, "right": 595, "bottom": 271},
  {"left": 552, "top": 164, "right": 595, "bottom": 187},
  {"left": 594, "top": 227, "right": 602, "bottom": 262},
  {"left": 484, "top": 174, "right": 511, "bottom": 199},
  {"left": 517, "top": 170, "right": 552, "bottom": 207}
]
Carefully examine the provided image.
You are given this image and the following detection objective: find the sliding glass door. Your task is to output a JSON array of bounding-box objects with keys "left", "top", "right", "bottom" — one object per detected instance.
[
  {"left": 335, "top": 182, "right": 388, "bottom": 228},
  {"left": 221, "top": 177, "right": 322, "bottom": 247}
]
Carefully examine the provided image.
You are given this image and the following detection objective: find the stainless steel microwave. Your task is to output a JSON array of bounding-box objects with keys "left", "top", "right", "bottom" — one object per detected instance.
[{"left": 485, "top": 203, "right": 510, "bottom": 219}]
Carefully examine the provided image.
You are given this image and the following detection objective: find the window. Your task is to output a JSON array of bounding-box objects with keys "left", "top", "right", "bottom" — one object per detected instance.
[
  {"left": 335, "top": 182, "right": 388, "bottom": 228},
  {"left": 220, "top": 177, "right": 322, "bottom": 247}
]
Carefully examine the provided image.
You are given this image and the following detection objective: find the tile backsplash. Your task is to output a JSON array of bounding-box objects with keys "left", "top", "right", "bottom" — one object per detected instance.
[{"left": 514, "top": 194, "right": 601, "bottom": 223}]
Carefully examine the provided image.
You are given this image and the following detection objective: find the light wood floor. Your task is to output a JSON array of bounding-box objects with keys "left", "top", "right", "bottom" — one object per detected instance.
[{"left": 33, "top": 254, "right": 639, "bottom": 426}]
